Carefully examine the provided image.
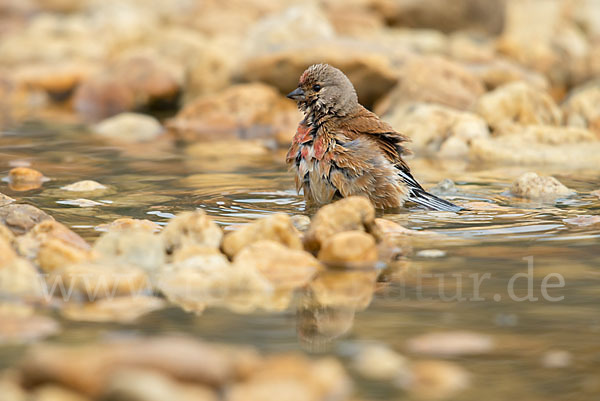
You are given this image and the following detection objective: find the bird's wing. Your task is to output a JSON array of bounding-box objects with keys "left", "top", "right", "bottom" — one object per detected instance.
[
  {"left": 336, "top": 107, "right": 461, "bottom": 212},
  {"left": 341, "top": 106, "right": 412, "bottom": 167}
]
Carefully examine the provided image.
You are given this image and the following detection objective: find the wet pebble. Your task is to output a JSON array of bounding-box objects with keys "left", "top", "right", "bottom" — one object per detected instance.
[
  {"left": 416, "top": 249, "right": 446, "bottom": 258},
  {"left": 7, "top": 167, "right": 45, "bottom": 191},
  {"left": 161, "top": 210, "right": 223, "bottom": 255},
  {"left": 402, "top": 360, "right": 470, "bottom": 400},
  {"left": 352, "top": 343, "right": 410, "bottom": 381},
  {"left": 0, "top": 251, "right": 45, "bottom": 300},
  {"left": 0, "top": 222, "right": 15, "bottom": 244},
  {"left": 0, "top": 192, "right": 15, "bottom": 206},
  {"left": 310, "top": 270, "right": 379, "bottom": 310},
  {"left": 290, "top": 215, "right": 311, "bottom": 232},
  {"left": 222, "top": 213, "right": 302, "bottom": 258},
  {"left": 406, "top": 331, "right": 494, "bottom": 357},
  {"left": 93, "top": 228, "right": 164, "bottom": 272},
  {"left": 592, "top": 189, "right": 600, "bottom": 199},
  {"left": 509, "top": 172, "right": 574, "bottom": 199},
  {"left": 95, "top": 218, "right": 161, "bottom": 233},
  {"left": 317, "top": 231, "right": 378, "bottom": 267},
  {"left": 304, "top": 196, "right": 379, "bottom": 252},
  {"left": 60, "top": 180, "right": 106, "bottom": 192},
  {"left": 37, "top": 239, "right": 92, "bottom": 273},
  {"left": 157, "top": 246, "right": 279, "bottom": 314},
  {"left": 16, "top": 220, "right": 90, "bottom": 261},
  {"left": 233, "top": 240, "right": 322, "bottom": 289}
]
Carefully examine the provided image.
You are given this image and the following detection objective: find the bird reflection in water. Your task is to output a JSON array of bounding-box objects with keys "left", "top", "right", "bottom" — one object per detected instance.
[{"left": 296, "top": 269, "right": 380, "bottom": 352}]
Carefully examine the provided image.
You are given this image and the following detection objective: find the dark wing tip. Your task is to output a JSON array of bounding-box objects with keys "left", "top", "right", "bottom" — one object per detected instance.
[{"left": 408, "top": 189, "right": 463, "bottom": 212}]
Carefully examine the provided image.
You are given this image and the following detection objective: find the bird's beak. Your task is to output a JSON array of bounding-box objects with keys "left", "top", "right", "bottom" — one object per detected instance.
[{"left": 286, "top": 87, "right": 305, "bottom": 101}]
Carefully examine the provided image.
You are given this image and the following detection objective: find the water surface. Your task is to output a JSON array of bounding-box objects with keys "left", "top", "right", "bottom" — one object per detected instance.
[{"left": 1, "top": 121, "right": 600, "bottom": 401}]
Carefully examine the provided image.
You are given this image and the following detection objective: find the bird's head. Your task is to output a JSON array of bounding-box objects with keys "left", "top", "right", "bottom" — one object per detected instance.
[{"left": 287, "top": 64, "right": 358, "bottom": 118}]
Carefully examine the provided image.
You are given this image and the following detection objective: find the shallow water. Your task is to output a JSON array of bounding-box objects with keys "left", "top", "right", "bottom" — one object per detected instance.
[{"left": 1, "top": 121, "right": 600, "bottom": 401}]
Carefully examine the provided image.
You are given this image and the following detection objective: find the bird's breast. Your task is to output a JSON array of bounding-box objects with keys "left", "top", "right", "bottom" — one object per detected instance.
[{"left": 286, "top": 122, "right": 337, "bottom": 204}]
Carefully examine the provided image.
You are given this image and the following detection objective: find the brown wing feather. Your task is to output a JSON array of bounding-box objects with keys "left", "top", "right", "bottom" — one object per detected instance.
[{"left": 339, "top": 106, "right": 412, "bottom": 169}]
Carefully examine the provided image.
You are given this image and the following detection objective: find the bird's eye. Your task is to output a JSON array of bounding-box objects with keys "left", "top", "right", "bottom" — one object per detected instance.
[{"left": 312, "top": 84, "right": 321, "bottom": 92}]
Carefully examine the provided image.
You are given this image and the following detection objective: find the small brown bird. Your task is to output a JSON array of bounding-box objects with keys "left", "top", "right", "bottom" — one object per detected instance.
[{"left": 286, "top": 63, "right": 460, "bottom": 211}]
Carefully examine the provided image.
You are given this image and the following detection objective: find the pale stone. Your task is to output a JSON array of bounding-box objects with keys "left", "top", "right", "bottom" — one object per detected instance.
[
  {"left": 222, "top": 214, "right": 303, "bottom": 258},
  {"left": 61, "top": 296, "right": 165, "bottom": 323},
  {"left": 233, "top": 241, "right": 321, "bottom": 289},
  {"left": 94, "top": 113, "right": 163, "bottom": 143},
  {"left": 161, "top": 210, "right": 223, "bottom": 254},
  {"left": 510, "top": 172, "right": 574, "bottom": 200},
  {"left": 304, "top": 196, "right": 379, "bottom": 252},
  {"left": 60, "top": 180, "right": 106, "bottom": 192},
  {"left": 317, "top": 231, "right": 378, "bottom": 267},
  {"left": 474, "top": 81, "right": 562, "bottom": 129},
  {"left": 407, "top": 331, "right": 494, "bottom": 356}
]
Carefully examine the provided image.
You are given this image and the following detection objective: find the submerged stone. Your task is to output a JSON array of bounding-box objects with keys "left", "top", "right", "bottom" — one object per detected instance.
[
  {"left": 352, "top": 343, "right": 410, "bottom": 382},
  {"left": 509, "top": 172, "right": 574, "bottom": 200},
  {"left": 406, "top": 331, "right": 495, "bottom": 356},
  {"left": 8, "top": 167, "right": 45, "bottom": 191},
  {"left": 60, "top": 180, "right": 106, "bottom": 192}
]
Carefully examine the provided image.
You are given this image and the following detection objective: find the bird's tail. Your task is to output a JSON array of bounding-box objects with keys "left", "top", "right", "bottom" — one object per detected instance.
[
  {"left": 397, "top": 168, "right": 462, "bottom": 212},
  {"left": 408, "top": 188, "right": 462, "bottom": 212}
]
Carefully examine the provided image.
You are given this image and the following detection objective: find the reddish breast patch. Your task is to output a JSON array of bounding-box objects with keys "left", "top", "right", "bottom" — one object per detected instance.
[
  {"left": 313, "top": 135, "right": 327, "bottom": 159},
  {"left": 292, "top": 123, "right": 313, "bottom": 145}
]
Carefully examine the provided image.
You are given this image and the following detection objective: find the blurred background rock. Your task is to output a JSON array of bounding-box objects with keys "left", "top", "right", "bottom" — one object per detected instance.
[{"left": 1, "top": 0, "right": 599, "bottom": 162}]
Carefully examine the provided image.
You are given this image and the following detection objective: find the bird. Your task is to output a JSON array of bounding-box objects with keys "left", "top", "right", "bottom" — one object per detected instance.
[{"left": 285, "top": 63, "right": 461, "bottom": 211}]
